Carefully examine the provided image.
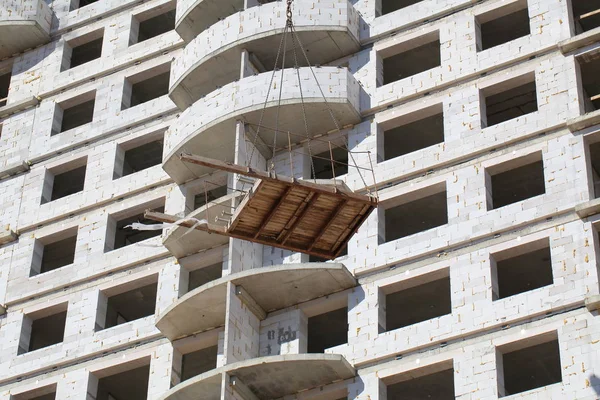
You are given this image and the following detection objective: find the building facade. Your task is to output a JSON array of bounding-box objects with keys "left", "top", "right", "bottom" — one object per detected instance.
[{"left": 0, "top": 0, "right": 600, "bottom": 399}]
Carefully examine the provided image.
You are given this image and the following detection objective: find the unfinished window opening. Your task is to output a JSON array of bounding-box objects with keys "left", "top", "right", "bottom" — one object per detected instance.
[
  {"left": 381, "top": 32, "right": 440, "bottom": 86},
  {"left": 487, "top": 153, "right": 545, "bottom": 210},
  {"left": 193, "top": 185, "right": 228, "bottom": 210},
  {"left": 130, "top": 8, "right": 176, "bottom": 45},
  {"left": 113, "top": 136, "right": 164, "bottom": 179},
  {"left": 498, "top": 333, "right": 562, "bottom": 397},
  {"left": 481, "top": 74, "right": 538, "bottom": 127},
  {"left": 578, "top": 54, "right": 600, "bottom": 113},
  {"left": 0, "top": 70, "right": 10, "bottom": 108},
  {"left": 18, "top": 305, "right": 68, "bottom": 355},
  {"left": 572, "top": 0, "right": 600, "bottom": 34},
  {"left": 588, "top": 138, "right": 600, "bottom": 198},
  {"left": 181, "top": 345, "right": 219, "bottom": 381},
  {"left": 62, "top": 31, "right": 103, "bottom": 71},
  {"left": 311, "top": 147, "right": 348, "bottom": 179},
  {"left": 307, "top": 307, "right": 348, "bottom": 353},
  {"left": 30, "top": 228, "right": 78, "bottom": 276},
  {"left": 41, "top": 158, "right": 87, "bottom": 204},
  {"left": 122, "top": 65, "right": 170, "bottom": 110},
  {"left": 381, "top": 105, "right": 444, "bottom": 161},
  {"left": 11, "top": 384, "right": 57, "bottom": 400},
  {"left": 92, "top": 360, "right": 150, "bottom": 400},
  {"left": 384, "top": 272, "right": 451, "bottom": 331},
  {"left": 70, "top": 0, "right": 98, "bottom": 10},
  {"left": 491, "top": 239, "right": 552, "bottom": 300},
  {"left": 384, "top": 363, "right": 455, "bottom": 400},
  {"left": 105, "top": 201, "right": 165, "bottom": 252},
  {"left": 380, "top": 0, "right": 423, "bottom": 16},
  {"left": 382, "top": 185, "right": 447, "bottom": 243},
  {"left": 476, "top": 1, "right": 530, "bottom": 51},
  {"left": 188, "top": 263, "right": 223, "bottom": 293},
  {"left": 99, "top": 280, "right": 158, "bottom": 331},
  {"left": 52, "top": 92, "right": 96, "bottom": 136}
]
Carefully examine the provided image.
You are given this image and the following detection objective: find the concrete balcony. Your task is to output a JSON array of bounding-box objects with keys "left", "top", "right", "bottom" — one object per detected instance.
[
  {"left": 170, "top": 0, "right": 360, "bottom": 109},
  {"left": 175, "top": 0, "right": 242, "bottom": 43},
  {"left": 156, "top": 263, "right": 356, "bottom": 341},
  {"left": 159, "top": 354, "right": 355, "bottom": 400},
  {"left": 163, "top": 66, "right": 361, "bottom": 184},
  {"left": 0, "top": 0, "right": 52, "bottom": 58}
]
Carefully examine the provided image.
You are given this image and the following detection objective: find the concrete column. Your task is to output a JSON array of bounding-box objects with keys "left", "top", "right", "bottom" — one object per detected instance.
[
  {"left": 259, "top": 309, "right": 307, "bottom": 356},
  {"left": 348, "top": 372, "right": 387, "bottom": 400},
  {"left": 222, "top": 282, "right": 260, "bottom": 365},
  {"left": 147, "top": 344, "right": 176, "bottom": 400}
]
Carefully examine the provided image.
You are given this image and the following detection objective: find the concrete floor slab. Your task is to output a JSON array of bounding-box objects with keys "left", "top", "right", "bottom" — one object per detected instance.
[{"left": 175, "top": 0, "right": 242, "bottom": 42}]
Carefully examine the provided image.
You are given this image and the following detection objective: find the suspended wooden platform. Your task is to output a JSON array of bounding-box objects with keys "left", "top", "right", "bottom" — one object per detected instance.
[{"left": 146, "top": 153, "right": 377, "bottom": 260}]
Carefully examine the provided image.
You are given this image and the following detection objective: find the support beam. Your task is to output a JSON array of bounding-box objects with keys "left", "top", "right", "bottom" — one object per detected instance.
[
  {"left": 235, "top": 285, "right": 267, "bottom": 320},
  {"left": 279, "top": 193, "right": 319, "bottom": 245},
  {"left": 254, "top": 186, "right": 293, "bottom": 239},
  {"left": 308, "top": 199, "right": 348, "bottom": 252}
]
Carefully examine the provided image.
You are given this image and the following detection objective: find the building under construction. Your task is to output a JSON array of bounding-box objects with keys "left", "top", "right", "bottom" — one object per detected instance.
[{"left": 0, "top": 0, "right": 600, "bottom": 399}]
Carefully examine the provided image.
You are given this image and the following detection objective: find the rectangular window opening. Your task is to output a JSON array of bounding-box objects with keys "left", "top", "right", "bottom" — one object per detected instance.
[
  {"left": 476, "top": 1, "right": 530, "bottom": 52},
  {"left": 188, "top": 263, "right": 223, "bottom": 293},
  {"left": 99, "top": 280, "right": 158, "bottom": 330},
  {"left": 122, "top": 66, "right": 170, "bottom": 110},
  {"left": 193, "top": 185, "right": 228, "bottom": 210},
  {"left": 578, "top": 54, "right": 600, "bottom": 114},
  {"left": 382, "top": 105, "right": 444, "bottom": 161},
  {"left": 0, "top": 70, "right": 10, "bottom": 108},
  {"left": 382, "top": 185, "right": 448, "bottom": 243},
  {"left": 487, "top": 153, "right": 545, "bottom": 210},
  {"left": 30, "top": 228, "right": 78, "bottom": 277},
  {"left": 491, "top": 239, "right": 553, "bottom": 300},
  {"left": 92, "top": 359, "right": 151, "bottom": 400},
  {"left": 384, "top": 363, "right": 455, "bottom": 400},
  {"left": 113, "top": 136, "right": 164, "bottom": 179},
  {"left": 131, "top": 8, "right": 176, "bottom": 45},
  {"left": 19, "top": 306, "right": 68, "bottom": 355},
  {"left": 381, "top": 32, "right": 441, "bottom": 86},
  {"left": 482, "top": 74, "right": 538, "bottom": 127},
  {"left": 380, "top": 0, "right": 424, "bottom": 16},
  {"left": 572, "top": 0, "right": 600, "bottom": 34},
  {"left": 181, "top": 345, "right": 219, "bottom": 381},
  {"left": 588, "top": 137, "right": 600, "bottom": 198},
  {"left": 311, "top": 147, "right": 348, "bottom": 179},
  {"left": 498, "top": 334, "right": 562, "bottom": 397},
  {"left": 70, "top": 0, "right": 99, "bottom": 11},
  {"left": 307, "top": 307, "right": 348, "bottom": 353},
  {"left": 41, "top": 159, "right": 87, "bottom": 204},
  {"left": 52, "top": 92, "right": 96, "bottom": 136},
  {"left": 62, "top": 31, "right": 103, "bottom": 71},
  {"left": 105, "top": 201, "right": 165, "bottom": 252},
  {"left": 11, "top": 384, "right": 57, "bottom": 400},
  {"left": 384, "top": 272, "right": 451, "bottom": 331}
]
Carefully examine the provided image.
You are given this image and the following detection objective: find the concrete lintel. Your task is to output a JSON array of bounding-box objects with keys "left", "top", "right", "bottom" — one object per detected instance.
[
  {"left": 234, "top": 285, "right": 266, "bottom": 320},
  {"left": 0, "top": 161, "right": 30, "bottom": 180},
  {"left": 559, "top": 27, "right": 600, "bottom": 55},
  {"left": 229, "top": 375, "right": 260, "bottom": 400},
  {"left": 575, "top": 198, "right": 600, "bottom": 219},
  {"left": 0, "top": 229, "right": 18, "bottom": 246},
  {"left": 568, "top": 109, "right": 600, "bottom": 133},
  {"left": 585, "top": 295, "right": 600, "bottom": 312},
  {"left": 0, "top": 96, "right": 39, "bottom": 119}
]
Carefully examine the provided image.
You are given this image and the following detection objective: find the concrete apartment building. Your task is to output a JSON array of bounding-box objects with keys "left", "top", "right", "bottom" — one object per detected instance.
[{"left": 1, "top": 0, "right": 600, "bottom": 398}]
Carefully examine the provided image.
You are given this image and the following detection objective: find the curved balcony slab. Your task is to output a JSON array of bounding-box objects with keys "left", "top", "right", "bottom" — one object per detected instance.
[
  {"left": 164, "top": 66, "right": 361, "bottom": 184},
  {"left": 157, "top": 263, "right": 356, "bottom": 340},
  {"left": 170, "top": 0, "right": 360, "bottom": 109},
  {"left": 175, "top": 0, "right": 242, "bottom": 43},
  {"left": 0, "top": 0, "right": 52, "bottom": 58},
  {"left": 159, "top": 354, "right": 355, "bottom": 400},
  {"left": 163, "top": 192, "right": 240, "bottom": 258}
]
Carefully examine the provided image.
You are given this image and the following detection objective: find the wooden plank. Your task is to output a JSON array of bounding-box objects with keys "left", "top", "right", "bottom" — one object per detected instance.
[
  {"left": 279, "top": 193, "right": 320, "bottom": 245},
  {"left": 307, "top": 199, "right": 348, "bottom": 252},
  {"left": 580, "top": 8, "right": 600, "bottom": 20},
  {"left": 228, "top": 180, "right": 265, "bottom": 232},
  {"left": 253, "top": 185, "right": 294, "bottom": 239},
  {"left": 180, "top": 153, "right": 377, "bottom": 205},
  {"left": 330, "top": 204, "right": 374, "bottom": 258}
]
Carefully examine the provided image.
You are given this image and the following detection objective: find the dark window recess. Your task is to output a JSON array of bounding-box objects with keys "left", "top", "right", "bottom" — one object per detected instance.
[
  {"left": 188, "top": 263, "right": 223, "bottom": 292},
  {"left": 36, "top": 235, "right": 77, "bottom": 275},
  {"left": 386, "top": 277, "right": 451, "bottom": 331},
  {"left": 119, "top": 139, "right": 164, "bottom": 178},
  {"left": 181, "top": 346, "right": 219, "bottom": 381},
  {"left": 489, "top": 159, "right": 545, "bottom": 209},
  {"left": 589, "top": 140, "right": 600, "bottom": 198},
  {"left": 578, "top": 55, "right": 600, "bottom": 113},
  {"left": 20, "top": 311, "right": 67, "bottom": 354},
  {"left": 383, "top": 112, "right": 444, "bottom": 160},
  {"left": 57, "top": 99, "right": 95, "bottom": 134},
  {"left": 384, "top": 190, "right": 447, "bottom": 242},
  {"left": 194, "top": 185, "right": 228, "bottom": 210},
  {"left": 383, "top": 39, "right": 441, "bottom": 85},
  {"left": 136, "top": 10, "right": 176, "bottom": 43},
  {"left": 494, "top": 245, "right": 553, "bottom": 299},
  {"left": 307, "top": 308, "right": 348, "bottom": 353},
  {"left": 572, "top": 0, "right": 600, "bottom": 34},
  {"left": 500, "top": 339, "right": 562, "bottom": 396},
  {"left": 95, "top": 365, "right": 150, "bottom": 400},
  {"left": 112, "top": 207, "right": 165, "bottom": 250},
  {"left": 484, "top": 81, "right": 538, "bottom": 127},
  {"left": 0, "top": 71, "right": 10, "bottom": 107},
  {"left": 70, "top": 38, "right": 103, "bottom": 69},
  {"left": 311, "top": 147, "right": 348, "bottom": 179},
  {"left": 45, "top": 165, "right": 86, "bottom": 203},
  {"left": 71, "top": 0, "right": 99, "bottom": 10},
  {"left": 20, "top": 394, "right": 57, "bottom": 400},
  {"left": 386, "top": 368, "right": 455, "bottom": 400},
  {"left": 123, "top": 71, "right": 170, "bottom": 110},
  {"left": 103, "top": 283, "right": 157, "bottom": 329},
  {"left": 381, "top": 0, "right": 423, "bottom": 16},
  {"left": 478, "top": 8, "right": 530, "bottom": 51}
]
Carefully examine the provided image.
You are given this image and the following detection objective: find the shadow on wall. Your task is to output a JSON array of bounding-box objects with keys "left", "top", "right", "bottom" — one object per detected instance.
[{"left": 591, "top": 374, "right": 600, "bottom": 395}]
